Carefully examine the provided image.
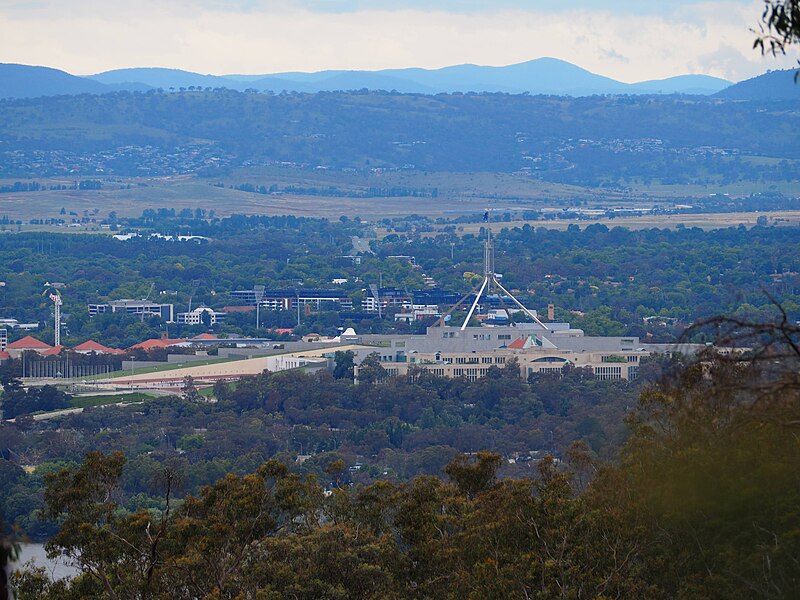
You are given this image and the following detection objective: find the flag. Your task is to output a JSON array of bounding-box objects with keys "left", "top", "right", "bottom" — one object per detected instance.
[{"left": 483, "top": 210, "right": 489, "bottom": 222}]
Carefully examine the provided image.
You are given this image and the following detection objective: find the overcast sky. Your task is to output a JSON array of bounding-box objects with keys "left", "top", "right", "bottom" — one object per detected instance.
[{"left": 1, "top": 0, "right": 797, "bottom": 81}]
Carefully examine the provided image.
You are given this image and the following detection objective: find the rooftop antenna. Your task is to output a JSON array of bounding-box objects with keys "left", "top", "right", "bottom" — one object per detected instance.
[
  {"left": 43, "top": 285, "right": 63, "bottom": 346},
  {"left": 459, "top": 207, "right": 547, "bottom": 331}
]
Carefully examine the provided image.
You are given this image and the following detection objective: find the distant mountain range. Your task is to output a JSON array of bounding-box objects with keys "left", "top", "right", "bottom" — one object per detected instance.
[
  {"left": 87, "top": 58, "right": 734, "bottom": 96},
  {"left": 0, "top": 58, "right": 797, "bottom": 100}
]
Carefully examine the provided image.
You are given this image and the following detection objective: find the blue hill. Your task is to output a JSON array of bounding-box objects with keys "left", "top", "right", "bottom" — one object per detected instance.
[
  {"left": 714, "top": 69, "right": 800, "bottom": 101},
  {"left": 0, "top": 63, "right": 108, "bottom": 99}
]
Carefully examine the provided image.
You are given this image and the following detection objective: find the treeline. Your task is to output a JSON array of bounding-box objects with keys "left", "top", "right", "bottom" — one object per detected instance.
[
  {"left": 543, "top": 146, "right": 800, "bottom": 187},
  {"left": 223, "top": 182, "right": 439, "bottom": 198},
  {"left": 0, "top": 379, "right": 71, "bottom": 419},
  {"left": 8, "top": 334, "right": 800, "bottom": 599},
  {"left": 0, "top": 180, "right": 102, "bottom": 194}
]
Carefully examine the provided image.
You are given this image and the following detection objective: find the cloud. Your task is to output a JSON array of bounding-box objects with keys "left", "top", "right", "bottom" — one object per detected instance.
[
  {"left": 0, "top": 0, "right": 796, "bottom": 81},
  {"left": 601, "top": 48, "right": 630, "bottom": 64}
]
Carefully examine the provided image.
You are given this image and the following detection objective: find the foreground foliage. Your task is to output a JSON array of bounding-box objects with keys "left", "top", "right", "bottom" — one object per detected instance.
[
  {"left": 11, "top": 340, "right": 800, "bottom": 598},
  {"left": 0, "top": 360, "right": 638, "bottom": 538},
  {"left": 7, "top": 315, "right": 800, "bottom": 598}
]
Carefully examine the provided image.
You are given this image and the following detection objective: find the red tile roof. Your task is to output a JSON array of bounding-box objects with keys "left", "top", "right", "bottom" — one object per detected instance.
[
  {"left": 73, "top": 340, "right": 123, "bottom": 354},
  {"left": 8, "top": 336, "right": 52, "bottom": 350},
  {"left": 507, "top": 337, "right": 527, "bottom": 349},
  {"left": 127, "top": 338, "right": 186, "bottom": 351},
  {"left": 42, "top": 345, "right": 65, "bottom": 356},
  {"left": 191, "top": 333, "right": 218, "bottom": 340},
  {"left": 0, "top": 351, "right": 10, "bottom": 361}
]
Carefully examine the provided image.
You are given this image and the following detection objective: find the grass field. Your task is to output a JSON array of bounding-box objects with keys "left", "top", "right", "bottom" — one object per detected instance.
[
  {"left": 0, "top": 169, "right": 797, "bottom": 223},
  {"left": 70, "top": 391, "right": 157, "bottom": 408},
  {"left": 627, "top": 181, "right": 800, "bottom": 197},
  {"left": 374, "top": 211, "right": 800, "bottom": 237}
]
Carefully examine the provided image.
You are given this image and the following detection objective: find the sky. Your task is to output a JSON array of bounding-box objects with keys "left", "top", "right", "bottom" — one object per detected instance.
[{"left": 1, "top": 0, "right": 798, "bottom": 82}]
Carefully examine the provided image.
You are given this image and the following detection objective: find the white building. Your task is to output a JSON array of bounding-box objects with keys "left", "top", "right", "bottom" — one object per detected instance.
[
  {"left": 0, "top": 318, "right": 39, "bottom": 331},
  {"left": 176, "top": 306, "right": 226, "bottom": 326},
  {"left": 88, "top": 300, "right": 175, "bottom": 322},
  {"left": 361, "top": 287, "right": 412, "bottom": 313},
  {"left": 230, "top": 288, "right": 353, "bottom": 311},
  {"left": 394, "top": 305, "right": 441, "bottom": 323},
  {"left": 350, "top": 323, "right": 648, "bottom": 382}
]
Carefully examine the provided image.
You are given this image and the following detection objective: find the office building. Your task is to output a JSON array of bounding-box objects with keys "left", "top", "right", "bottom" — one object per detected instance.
[{"left": 88, "top": 300, "right": 175, "bottom": 322}]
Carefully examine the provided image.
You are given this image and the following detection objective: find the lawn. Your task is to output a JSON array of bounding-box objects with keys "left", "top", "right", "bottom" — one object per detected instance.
[{"left": 70, "top": 391, "right": 157, "bottom": 408}]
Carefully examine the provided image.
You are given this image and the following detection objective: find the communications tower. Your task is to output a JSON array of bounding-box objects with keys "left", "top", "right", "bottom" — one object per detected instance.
[{"left": 44, "top": 286, "right": 63, "bottom": 346}]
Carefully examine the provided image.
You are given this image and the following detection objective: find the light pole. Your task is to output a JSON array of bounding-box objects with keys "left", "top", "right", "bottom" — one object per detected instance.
[{"left": 254, "top": 285, "right": 265, "bottom": 331}]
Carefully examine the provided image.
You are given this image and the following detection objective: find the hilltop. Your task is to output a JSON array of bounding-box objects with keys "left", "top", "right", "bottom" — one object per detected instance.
[
  {"left": 714, "top": 68, "right": 800, "bottom": 101},
  {"left": 0, "top": 63, "right": 151, "bottom": 99}
]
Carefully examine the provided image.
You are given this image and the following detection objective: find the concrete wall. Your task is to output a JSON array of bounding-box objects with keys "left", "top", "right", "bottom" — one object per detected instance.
[
  {"left": 121, "top": 360, "right": 163, "bottom": 371},
  {"left": 217, "top": 341, "right": 352, "bottom": 360},
  {"left": 167, "top": 353, "right": 217, "bottom": 364}
]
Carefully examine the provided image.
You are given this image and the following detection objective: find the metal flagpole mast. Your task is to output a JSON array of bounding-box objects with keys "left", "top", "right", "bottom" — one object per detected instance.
[
  {"left": 459, "top": 206, "right": 549, "bottom": 331},
  {"left": 461, "top": 276, "right": 488, "bottom": 330},
  {"left": 461, "top": 208, "right": 492, "bottom": 331}
]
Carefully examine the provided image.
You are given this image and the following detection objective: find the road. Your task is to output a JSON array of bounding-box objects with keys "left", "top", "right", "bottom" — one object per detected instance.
[{"left": 351, "top": 236, "right": 374, "bottom": 254}]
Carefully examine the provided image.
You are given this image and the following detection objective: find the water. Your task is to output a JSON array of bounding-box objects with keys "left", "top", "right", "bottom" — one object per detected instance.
[{"left": 12, "top": 542, "right": 80, "bottom": 580}]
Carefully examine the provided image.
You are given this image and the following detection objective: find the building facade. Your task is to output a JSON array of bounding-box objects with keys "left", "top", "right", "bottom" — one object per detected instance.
[
  {"left": 176, "top": 306, "right": 227, "bottom": 326},
  {"left": 89, "top": 300, "right": 175, "bottom": 322},
  {"left": 230, "top": 288, "right": 354, "bottom": 311},
  {"left": 362, "top": 287, "right": 412, "bottom": 312},
  {"left": 351, "top": 324, "right": 647, "bottom": 383},
  {"left": 355, "top": 347, "right": 646, "bottom": 382}
]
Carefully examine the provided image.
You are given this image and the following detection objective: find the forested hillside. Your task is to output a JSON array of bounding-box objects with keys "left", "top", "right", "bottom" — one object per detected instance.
[{"left": 1, "top": 90, "right": 799, "bottom": 186}]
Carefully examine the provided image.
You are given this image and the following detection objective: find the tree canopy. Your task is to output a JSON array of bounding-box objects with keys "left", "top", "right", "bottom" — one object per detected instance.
[
  {"left": 757, "top": 0, "right": 800, "bottom": 56},
  {"left": 7, "top": 312, "right": 800, "bottom": 598}
]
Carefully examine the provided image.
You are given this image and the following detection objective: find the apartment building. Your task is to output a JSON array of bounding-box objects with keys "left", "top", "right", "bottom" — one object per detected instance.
[
  {"left": 230, "top": 288, "right": 353, "bottom": 311},
  {"left": 88, "top": 300, "right": 175, "bottom": 322}
]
